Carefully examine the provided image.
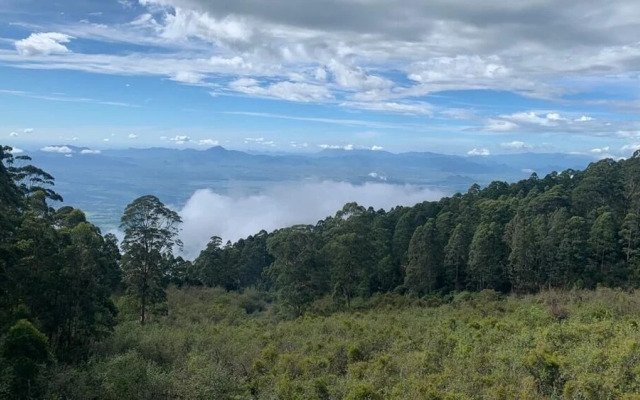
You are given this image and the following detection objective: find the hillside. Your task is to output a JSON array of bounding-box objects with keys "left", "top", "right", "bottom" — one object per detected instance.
[
  {"left": 47, "top": 286, "right": 640, "bottom": 399},
  {"left": 2, "top": 144, "right": 640, "bottom": 399}
]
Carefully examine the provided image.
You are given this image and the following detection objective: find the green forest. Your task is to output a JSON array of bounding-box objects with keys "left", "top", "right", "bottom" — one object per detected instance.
[{"left": 3, "top": 144, "right": 640, "bottom": 399}]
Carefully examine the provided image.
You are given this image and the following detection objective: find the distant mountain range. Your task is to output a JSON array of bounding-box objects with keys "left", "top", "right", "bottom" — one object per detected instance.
[{"left": 24, "top": 146, "right": 596, "bottom": 230}]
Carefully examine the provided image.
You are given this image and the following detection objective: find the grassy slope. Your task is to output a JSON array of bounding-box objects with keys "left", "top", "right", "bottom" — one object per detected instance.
[{"left": 49, "top": 287, "right": 640, "bottom": 400}]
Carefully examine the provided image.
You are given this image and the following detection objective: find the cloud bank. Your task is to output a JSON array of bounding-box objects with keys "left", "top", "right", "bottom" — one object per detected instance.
[{"left": 177, "top": 181, "right": 446, "bottom": 258}]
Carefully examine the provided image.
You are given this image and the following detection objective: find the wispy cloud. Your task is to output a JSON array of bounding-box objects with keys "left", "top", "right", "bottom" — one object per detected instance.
[
  {"left": 0, "top": 88, "right": 139, "bottom": 107},
  {"left": 223, "top": 111, "right": 432, "bottom": 131}
]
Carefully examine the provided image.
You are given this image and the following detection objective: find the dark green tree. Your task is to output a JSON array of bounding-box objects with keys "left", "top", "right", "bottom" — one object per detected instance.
[
  {"left": 1, "top": 319, "right": 49, "bottom": 400},
  {"left": 444, "top": 223, "right": 471, "bottom": 291},
  {"left": 555, "top": 216, "right": 589, "bottom": 287},
  {"left": 588, "top": 211, "right": 618, "bottom": 277},
  {"left": 468, "top": 222, "right": 508, "bottom": 291},
  {"left": 266, "top": 226, "right": 327, "bottom": 315},
  {"left": 120, "top": 195, "right": 182, "bottom": 324},
  {"left": 193, "top": 236, "right": 229, "bottom": 288},
  {"left": 404, "top": 219, "right": 442, "bottom": 295},
  {"left": 505, "top": 213, "right": 538, "bottom": 293},
  {"left": 620, "top": 212, "right": 640, "bottom": 264},
  {"left": 545, "top": 209, "right": 570, "bottom": 288}
]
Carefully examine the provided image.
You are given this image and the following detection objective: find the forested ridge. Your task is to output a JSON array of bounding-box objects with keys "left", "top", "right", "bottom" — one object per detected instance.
[
  {"left": 3, "top": 144, "right": 640, "bottom": 399},
  {"left": 189, "top": 148, "right": 640, "bottom": 312}
]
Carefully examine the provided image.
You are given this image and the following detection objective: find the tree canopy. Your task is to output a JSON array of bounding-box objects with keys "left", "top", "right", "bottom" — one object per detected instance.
[{"left": 120, "top": 195, "right": 182, "bottom": 324}]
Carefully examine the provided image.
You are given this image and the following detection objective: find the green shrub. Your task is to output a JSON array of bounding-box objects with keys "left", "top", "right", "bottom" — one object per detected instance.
[{"left": 1, "top": 319, "right": 49, "bottom": 399}]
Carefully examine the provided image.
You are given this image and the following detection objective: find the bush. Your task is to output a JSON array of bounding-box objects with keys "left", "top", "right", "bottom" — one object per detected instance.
[{"left": 1, "top": 319, "right": 49, "bottom": 399}]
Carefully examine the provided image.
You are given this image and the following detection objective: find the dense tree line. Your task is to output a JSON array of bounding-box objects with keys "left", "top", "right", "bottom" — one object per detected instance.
[
  {"left": 0, "top": 146, "right": 122, "bottom": 398},
  {"left": 0, "top": 145, "right": 206, "bottom": 398},
  {"left": 189, "top": 150, "right": 640, "bottom": 315}
]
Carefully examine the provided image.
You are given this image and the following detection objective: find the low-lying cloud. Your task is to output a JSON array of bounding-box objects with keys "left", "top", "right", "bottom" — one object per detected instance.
[
  {"left": 178, "top": 181, "right": 446, "bottom": 258},
  {"left": 41, "top": 145, "right": 73, "bottom": 153}
]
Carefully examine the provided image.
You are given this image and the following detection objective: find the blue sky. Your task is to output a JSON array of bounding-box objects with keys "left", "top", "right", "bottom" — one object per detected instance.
[{"left": 2, "top": 0, "right": 640, "bottom": 157}]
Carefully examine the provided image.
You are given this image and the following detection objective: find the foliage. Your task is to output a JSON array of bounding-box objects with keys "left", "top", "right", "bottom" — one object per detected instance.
[
  {"left": 41, "top": 287, "right": 640, "bottom": 399},
  {"left": 1, "top": 319, "right": 49, "bottom": 399},
  {"left": 7, "top": 145, "right": 640, "bottom": 398},
  {"left": 0, "top": 146, "right": 119, "bottom": 362},
  {"left": 120, "top": 195, "right": 182, "bottom": 324}
]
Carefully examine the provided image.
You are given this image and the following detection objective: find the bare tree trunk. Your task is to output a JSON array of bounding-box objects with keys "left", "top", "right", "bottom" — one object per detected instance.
[
  {"left": 141, "top": 295, "right": 146, "bottom": 325},
  {"left": 140, "top": 279, "right": 146, "bottom": 325}
]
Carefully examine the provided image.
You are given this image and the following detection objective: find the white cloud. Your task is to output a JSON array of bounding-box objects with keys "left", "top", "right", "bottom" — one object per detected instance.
[
  {"left": 342, "top": 101, "right": 433, "bottom": 116},
  {"left": 328, "top": 59, "right": 393, "bottom": 91},
  {"left": 467, "top": 148, "right": 491, "bottom": 156},
  {"left": 575, "top": 115, "right": 594, "bottom": 122},
  {"left": 9, "top": 147, "right": 23, "bottom": 154},
  {"left": 198, "top": 139, "right": 219, "bottom": 146},
  {"left": 118, "top": 0, "right": 134, "bottom": 8},
  {"left": 480, "top": 110, "right": 628, "bottom": 136},
  {"left": 41, "top": 145, "right": 73, "bottom": 153},
  {"left": 154, "top": 6, "right": 254, "bottom": 43},
  {"left": 367, "top": 172, "right": 387, "bottom": 181},
  {"left": 621, "top": 143, "right": 640, "bottom": 153},
  {"left": 15, "top": 32, "right": 73, "bottom": 56},
  {"left": 590, "top": 146, "right": 610, "bottom": 154},
  {"left": 408, "top": 55, "right": 509, "bottom": 84},
  {"left": 178, "top": 182, "right": 446, "bottom": 258},
  {"left": 315, "top": 67, "right": 327, "bottom": 81},
  {"left": 169, "top": 135, "right": 191, "bottom": 144},
  {"left": 500, "top": 141, "right": 533, "bottom": 150},
  {"left": 23, "top": 128, "right": 34, "bottom": 134},
  {"left": 80, "top": 149, "right": 101, "bottom": 154},
  {"left": 440, "top": 108, "right": 476, "bottom": 120},
  {"left": 582, "top": 146, "right": 621, "bottom": 160},
  {"left": 230, "top": 79, "right": 332, "bottom": 102},
  {"left": 103, "top": 138, "right": 110, "bottom": 142},
  {"left": 171, "top": 70, "right": 205, "bottom": 84},
  {"left": 4, "top": 0, "right": 640, "bottom": 143},
  {"left": 617, "top": 130, "right": 640, "bottom": 138},
  {"left": 9, "top": 132, "right": 19, "bottom": 137},
  {"left": 371, "top": 145, "right": 384, "bottom": 151},
  {"left": 243, "top": 137, "right": 275, "bottom": 146},
  {"left": 546, "top": 113, "right": 565, "bottom": 121},
  {"left": 0, "top": 88, "right": 139, "bottom": 108},
  {"left": 505, "top": 112, "right": 558, "bottom": 127},
  {"left": 319, "top": 144, "right": 355, "bottom": 151},
  {"left": 128, "top": 133, "right": 138, "bottom": 139}
]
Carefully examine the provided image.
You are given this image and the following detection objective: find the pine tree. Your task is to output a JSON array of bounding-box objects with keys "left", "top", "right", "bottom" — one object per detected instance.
[{"left": 444, "top": 223, "right": 470, "bottom": 291}]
